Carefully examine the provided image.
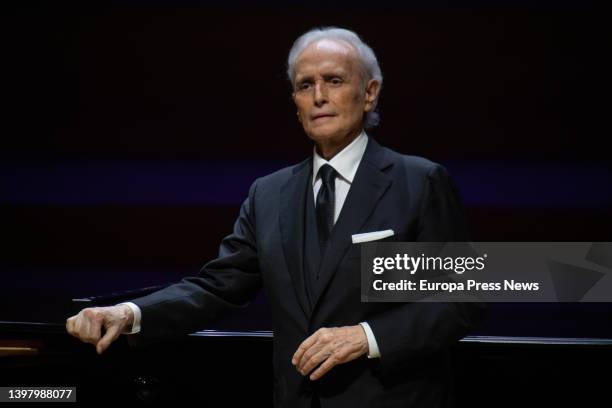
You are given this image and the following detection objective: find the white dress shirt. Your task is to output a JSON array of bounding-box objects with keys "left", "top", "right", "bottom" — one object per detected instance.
[{"left": 123, "top": 130, "right": 381, "bottom": 358}]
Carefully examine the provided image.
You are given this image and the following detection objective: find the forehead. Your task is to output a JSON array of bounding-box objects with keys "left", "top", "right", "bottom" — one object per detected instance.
[{"left": 294, "top": 39, "right": 359, "bottom": 79}]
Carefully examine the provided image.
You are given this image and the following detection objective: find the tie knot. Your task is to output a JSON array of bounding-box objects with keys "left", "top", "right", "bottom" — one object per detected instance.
[{"left": 318, "top": 164, "right": 336, "bottom": 186}]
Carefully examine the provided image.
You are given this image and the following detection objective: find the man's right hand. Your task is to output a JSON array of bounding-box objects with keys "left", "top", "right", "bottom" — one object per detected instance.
[{"left": 66, "top": 304, "right": 134, "bottom": 354}]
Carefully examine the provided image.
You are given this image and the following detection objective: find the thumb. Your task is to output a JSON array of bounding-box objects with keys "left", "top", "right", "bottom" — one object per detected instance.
[{"left": 96, "top": 324, "right": 121, "bottom": 354}]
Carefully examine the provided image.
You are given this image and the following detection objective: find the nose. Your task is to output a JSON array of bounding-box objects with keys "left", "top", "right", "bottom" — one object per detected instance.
[{"left": 313, "top": 80, "right": 328, "bottom": 107}]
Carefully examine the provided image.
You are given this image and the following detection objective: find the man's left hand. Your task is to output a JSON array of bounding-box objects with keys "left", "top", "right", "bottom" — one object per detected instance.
[{"left": 292, "top": 325, "right": 368, "bottom": 381}]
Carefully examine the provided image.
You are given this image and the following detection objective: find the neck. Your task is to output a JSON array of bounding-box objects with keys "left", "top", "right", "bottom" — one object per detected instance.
[{"left": 315, "top": 129, "right": 362, "bottom": 161}]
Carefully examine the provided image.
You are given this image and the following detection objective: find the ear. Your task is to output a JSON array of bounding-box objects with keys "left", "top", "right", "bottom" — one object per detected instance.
[{"left": 363, "top": 79, "right": 381, "bottom": 113}]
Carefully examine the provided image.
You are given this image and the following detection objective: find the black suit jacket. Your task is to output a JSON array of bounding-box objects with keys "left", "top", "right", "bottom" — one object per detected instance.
[{"left": 131, "top": 138, "right": 482, "bottom": 407}]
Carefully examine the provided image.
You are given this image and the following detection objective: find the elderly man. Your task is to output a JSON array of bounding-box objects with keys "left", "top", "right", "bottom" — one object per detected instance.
[{"left": 67, "top": 27, "right": 481, "bottom": 407}]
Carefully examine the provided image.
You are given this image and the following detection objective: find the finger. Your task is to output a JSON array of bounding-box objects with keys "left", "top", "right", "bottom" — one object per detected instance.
[
  {"left": 89, "top": 317, "right": 102, "bottom": 345},
  {"left": 297, "top": 341, "right": 325, "bottom": 373},
  {"left": 81, "top": 317, "right": 98, "bottom": 345},
  {"left": 310, "top": 356, "right": 338, "bottom": 381},
  {"left": 292, "top": 332, "right": 319, "bottom": 366},
  {"left": 300, "top": 348, "right": 332, "bottom": 376},
  {"left": 75, "top": 309, "right": 102, "bottom": 345},
  {"left": 295, "top": 328, "right": 334, "bottom": 369},
  {"left": 96, "top": 323, "right": 121, "bottom": 354},
  {"left": 73, "top": 314, "right": 84, "bottom": 339},
  {"left": 297, "top": 335, "right": 328, "bottom": 372},
  {"left": 66, "top": 316, "right": 76, "bottom": 336}
]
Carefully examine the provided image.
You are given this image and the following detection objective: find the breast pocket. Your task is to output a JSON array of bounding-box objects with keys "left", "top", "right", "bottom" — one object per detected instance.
[{"left": 347, "top": 234, "right": 400, "bottom": 259}]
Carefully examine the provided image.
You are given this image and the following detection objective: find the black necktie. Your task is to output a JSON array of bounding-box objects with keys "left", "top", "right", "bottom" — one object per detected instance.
[{"left": 316, "top": 164, "right": 337, "bottom": 252}]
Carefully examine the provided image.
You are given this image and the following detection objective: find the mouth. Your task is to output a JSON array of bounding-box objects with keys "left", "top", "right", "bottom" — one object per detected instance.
[{"left": 311, "top": 114, "right": 336, "bottom": 121}]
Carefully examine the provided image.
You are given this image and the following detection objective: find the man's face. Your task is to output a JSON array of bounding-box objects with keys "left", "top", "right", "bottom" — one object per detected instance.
[{"left": 292, "top": 39, "right": 378, "bottom": 146}]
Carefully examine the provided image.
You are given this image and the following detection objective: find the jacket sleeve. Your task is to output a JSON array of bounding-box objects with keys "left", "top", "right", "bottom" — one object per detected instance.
[
  {"left": 367, "top": 164, "right": 484, "bottom": 374},
  {"left": 129, "top": 179, "right": 262, "bottom": 343}
]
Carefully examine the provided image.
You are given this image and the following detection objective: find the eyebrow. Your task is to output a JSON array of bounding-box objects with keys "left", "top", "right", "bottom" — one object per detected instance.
[
  {"left": 295, "top": 75, "right": 312, "bottom": 84},
  {"left": 295, "top": 70, "right": 349, "bottom": 84}
]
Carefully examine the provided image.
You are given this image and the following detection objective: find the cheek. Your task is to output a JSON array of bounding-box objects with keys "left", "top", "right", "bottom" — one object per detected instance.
[
  {"left": 337, "top": 92, "right": 364, "bottom": 115},
  {"left": 294, "top": 95, "right": 309, "bottom": 110},
  {"left": 295, "top": 103, "right": 307, "bottom": 116}
]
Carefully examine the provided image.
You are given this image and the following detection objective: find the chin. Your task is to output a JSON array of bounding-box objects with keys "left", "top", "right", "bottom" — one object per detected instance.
[
  {"left": 307, "top": 133, "right": 336, "bottom": 144},
  {"left": 304, "top": 126, "right": 342, "bottom": 144}
]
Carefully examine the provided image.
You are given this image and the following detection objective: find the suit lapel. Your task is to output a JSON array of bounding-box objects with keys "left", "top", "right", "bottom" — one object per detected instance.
[
  {"left": 279, "top": 158, "right": 312, "bottom": 319},
  {"left": 311, "top": 138, "right": 394, "bottom": 312}
]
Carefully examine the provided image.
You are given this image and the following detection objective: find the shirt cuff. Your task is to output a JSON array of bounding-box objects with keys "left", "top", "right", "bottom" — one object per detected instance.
[
  {"left": 118, "top": 302, "right": 142, "bottom": 334},
  {"left": 359, "top": 322, "right": 381, "bottom": 359}
]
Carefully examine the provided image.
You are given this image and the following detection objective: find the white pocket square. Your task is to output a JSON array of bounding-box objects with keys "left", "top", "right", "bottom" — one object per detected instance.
[{"left": 351, "top": 229, "right": 395, "bottom": 244}]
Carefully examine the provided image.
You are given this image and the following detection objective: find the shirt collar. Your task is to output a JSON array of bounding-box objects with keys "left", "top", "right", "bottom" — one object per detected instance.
[{"left": 312, "top": 131, "right": 368, "bottom": 184}]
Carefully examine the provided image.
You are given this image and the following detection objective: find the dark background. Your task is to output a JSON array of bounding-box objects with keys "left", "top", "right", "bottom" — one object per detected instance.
[{"left": 2, "top": 2, "right": 610, "bottom": 337}]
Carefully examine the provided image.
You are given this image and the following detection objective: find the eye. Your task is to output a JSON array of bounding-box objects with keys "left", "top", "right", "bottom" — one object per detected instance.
[
  {"left": 329, "top": 77, "right": 343, "bottom": 86},
  {"left": 297, "top": 81, "right": 312, "bottom": 91}
]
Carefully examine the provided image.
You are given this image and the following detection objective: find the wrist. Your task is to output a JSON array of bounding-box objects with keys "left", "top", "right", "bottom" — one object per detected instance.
[
  {"left": 355, "top": 324, "right": 369, "bottom": 354},
  {"left": 118, "top": 304, "right": 134, "bottom": 328}
]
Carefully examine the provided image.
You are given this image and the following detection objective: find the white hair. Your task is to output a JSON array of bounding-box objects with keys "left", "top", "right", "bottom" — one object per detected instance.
[{"left": 287, "top": 27, "right": 383, "bottom": 129}]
